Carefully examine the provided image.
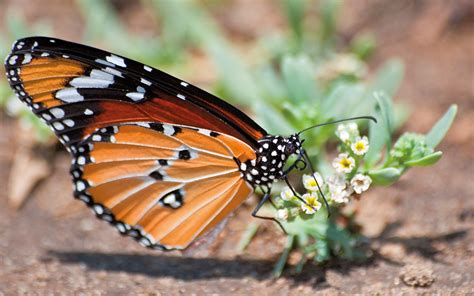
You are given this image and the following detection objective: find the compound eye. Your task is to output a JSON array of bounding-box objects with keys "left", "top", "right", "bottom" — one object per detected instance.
[{"left": 284, "top": 144, "right": 294, "bottom": 155}]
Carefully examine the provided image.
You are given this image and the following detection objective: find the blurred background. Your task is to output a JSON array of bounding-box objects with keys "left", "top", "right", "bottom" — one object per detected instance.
[{"left": 0, "top": 0, "right": 472, "bottom": 294}]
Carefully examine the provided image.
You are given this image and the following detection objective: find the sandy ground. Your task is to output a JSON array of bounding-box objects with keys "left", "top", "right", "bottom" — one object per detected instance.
[{"left": 0, "top": 0, "right": 473, "bottom": 294}]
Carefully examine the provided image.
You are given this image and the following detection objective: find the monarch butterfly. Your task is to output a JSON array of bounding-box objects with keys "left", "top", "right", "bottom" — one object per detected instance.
[{"left": 4, "top": 37, "right": 374, "bottom": 250}]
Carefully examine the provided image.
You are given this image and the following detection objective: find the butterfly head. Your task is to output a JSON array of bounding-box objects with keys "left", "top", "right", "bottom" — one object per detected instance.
[{"left": 284, "top": 134, "right": 304, "bottom": 156}]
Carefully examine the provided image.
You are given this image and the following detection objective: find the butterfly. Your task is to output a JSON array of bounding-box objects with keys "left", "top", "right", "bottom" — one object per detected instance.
[{"left": 4, "top": 37, "right": 373, "bottom": 251}]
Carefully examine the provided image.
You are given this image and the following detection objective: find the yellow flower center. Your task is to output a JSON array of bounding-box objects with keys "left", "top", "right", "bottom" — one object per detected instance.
[
  {"left": 306, "top": 196, "right": 317, "bottom": 205},
  {"left": 339, "top": 158, "right": 352, "bottom": 168},
  {"left": 355, "top": 142, "right": 365, "bottom": 151}
]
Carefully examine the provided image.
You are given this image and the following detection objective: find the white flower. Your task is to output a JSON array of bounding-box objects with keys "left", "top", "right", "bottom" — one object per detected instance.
[
  {"left": 300, "top": 192, "right": 322, "bottom": 214},
  {"left": 350, "top": 174, "right": 372, "bottom": 194},
  {"left": 331, "top": 189, "right": 351, "bottom": 203},
  {"left": 336, "top": 124, "right": 350, "bottom": 142},
  {"left": 327, "top": 174, "right": 353, "bottom": 204},
  {"left": 275, "top": 209, "right": 289, "bottom": 221},
  {"left": 348, "top": 122, "right": 359, "bottom": 132},
  {"left": 280, "top": 186, "right": 295, "bottom": 201},
  {"left": 338, "top": 130, "right": 350, "bottom": 142},
  {"left": 336, "top": 123, "right": 360, "bottom": 143},
  {"left": 332, "top": 153, "right": 355, "bottom": 174},
  {"left": 351, "top": 136, "right": 369, "bottom": 155},
  {"left": 302, "top": 172, "right": 324, "bottom": 191}
]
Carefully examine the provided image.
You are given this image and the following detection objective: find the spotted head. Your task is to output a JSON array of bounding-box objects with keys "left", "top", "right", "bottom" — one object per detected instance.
[{"left": 239, "top": 134, "right": 304, "bottom": 187}]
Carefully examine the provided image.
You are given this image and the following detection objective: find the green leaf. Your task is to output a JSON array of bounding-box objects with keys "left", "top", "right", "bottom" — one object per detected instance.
[
  {"left": 369, "top": 167, "right": 401, "bottom": 185},
  {"left": 281, "top": 0, "right": 307, "bottom": 45},
  {"left": 272, "top": 235, "right": 295, "bottom": 278},
  {"left": 319, "top": 0, "right": 341, "bottom": 47},
  {"left": 254, "top": 101, "right": 295, "bottom": 135},
  {"left": 314, "top": 239, "right": 330, "bottom": 263},
  {"left": 425, "top": 104, "right": 457, "bottom": 148},
  {"left": 374, "top": 92, "right": 394, "bottom": 135},
  {"left": 405, "top": 151, "right": 443, "bottom": 167},
  {"left": 282, "top": 55, "right": 319, "bottom": 104},
  {"left": 321, "top": 82, "right": 364, "bottom": 118},
  {"left": 369, "top": 59, "right": 404, "bottom": 97},
  {"left": 364, "top": 92, "right": 393, "bottom": 166}
]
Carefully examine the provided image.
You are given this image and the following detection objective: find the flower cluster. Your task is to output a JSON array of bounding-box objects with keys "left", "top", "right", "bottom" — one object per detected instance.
[
  {"left": 274, "top": 123, "right": 373, "bottom": 221},
  {"left": 387, "top": 132, "right": 434, "bottom": 168}
]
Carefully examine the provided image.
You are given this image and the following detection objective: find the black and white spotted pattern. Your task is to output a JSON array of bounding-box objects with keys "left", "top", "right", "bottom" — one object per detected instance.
[{"left": 239, "top": 134, "right": 302, "bottom": 188}]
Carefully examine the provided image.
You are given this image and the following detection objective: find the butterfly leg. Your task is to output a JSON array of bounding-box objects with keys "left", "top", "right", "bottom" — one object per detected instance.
[{"left": 251, "top": 190, "right": 287, "bottom": 234}]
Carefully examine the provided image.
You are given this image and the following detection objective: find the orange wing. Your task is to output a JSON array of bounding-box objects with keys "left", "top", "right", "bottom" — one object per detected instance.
[
  {"left": 72, "top": 122, "right": 256, "bottom": 250},
  {"left": 5, "top": 37, "right": 267, "bottom": 150}
]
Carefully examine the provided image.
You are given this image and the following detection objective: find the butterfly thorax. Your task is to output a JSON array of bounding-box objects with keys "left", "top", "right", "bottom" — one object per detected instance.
[{"left": 239, "top": 134, "right": 302, "bottom": 188}]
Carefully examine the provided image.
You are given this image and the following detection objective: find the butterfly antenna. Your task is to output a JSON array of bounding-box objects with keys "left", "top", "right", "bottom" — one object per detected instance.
[{"left": 298, "top": 116, "right": 377, "bottom": 135}]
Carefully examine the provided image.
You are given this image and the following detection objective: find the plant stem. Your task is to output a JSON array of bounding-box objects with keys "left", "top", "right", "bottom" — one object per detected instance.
[
  {"left": 272, "top": 234, "right": 295, "bottom": 278},
  {"left": 237, "top": 221, "right": 260, "bottom": 253}
]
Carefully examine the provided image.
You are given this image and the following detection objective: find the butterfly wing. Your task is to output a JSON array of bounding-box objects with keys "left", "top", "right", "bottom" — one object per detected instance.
[
  {"left": 4, "top": 37, "right": 266, "bottom": 250},
  {"left": 4, "top": 36, "right": 267, "bottom": 151},
  {"left": 73, "top": 123, "right": 254, "bottom": 250}
]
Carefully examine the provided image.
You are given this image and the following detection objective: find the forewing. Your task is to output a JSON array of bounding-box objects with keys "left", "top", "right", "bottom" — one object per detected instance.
[
  {"left": 72, "top": 123, "right": 255, "bottom": 250},
  {"left": 4, "top": 36, "right": 267, "bottom": 151}
]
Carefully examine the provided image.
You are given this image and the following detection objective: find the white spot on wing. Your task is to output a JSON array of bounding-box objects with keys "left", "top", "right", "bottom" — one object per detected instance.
[
  {"left": 93, "top": 205, "right": 104, "bottom": 215},
  {"left": 8, "top": 55, "right": 18, "bottom": 65},
  {"left": 22, "top": 54, "right": 32, "bottom": 64},
  {"left": 141, "top": 78, "right": 151, "bottom": 86},
  {"left": 92, "top": 135, "right": 102, "bottom": 141},
  {"left": 56, "top": 88, "right": 84, "bottom": 103},
  {"left": 77, "top": 156, "right": 86, "bottom": 165},
  {"left": 162, "top": 124, "right": 175, "bottom": 136},
  {"left": 163, "top": 194, "right": 176, "bottom": 204},
  {"left": 63, "top": 119, "right": 75, "bottom": 127},
  {"left": 126, "top": 92, "right": 145, "bottom": 101},
  {"left": 90, "top": 69, "right": 115, "bottom": 81},
  {"left": 198, "top": 129, "right": 211, "bottom": 136},
  {"left": 136, "top": 122, "right": 150, "bottom": 128},
  {"left": 103, "top": 67, "right": 123, "bottom": 77},
  {"left": 95, "top": 58, "right": 115, "bottom": 67},
  {"left": 106, "top": 54, "right": 126, "bottom": 67},
  {"left": 180, "top": 81, "right": 189, "bottom": 87},
  {"left": 53, "top": 122, "right": 64, "bottom": 131},
  {"left": 177, "top": 94, "right": 186, "bottom": 100},
  {"left": 50, "top": 108, "right": 65, "bottom": 118},
  {"left": 144, "top": 65, "right": 152, "bottom": 72},
  {"left": 70, "top": 77, "right": 113, "bottom": 88},
  {"left": 84, "top": 108, "right": 94, "bottom": 115}
]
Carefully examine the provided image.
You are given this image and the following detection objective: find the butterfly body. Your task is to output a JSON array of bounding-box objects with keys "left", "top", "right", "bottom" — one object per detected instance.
[
  {"left": 240, "top": 135, "right": 302, "bottom": 188},
  {"left": 4, "top": 37, "right": 308, "bottom": 250}
]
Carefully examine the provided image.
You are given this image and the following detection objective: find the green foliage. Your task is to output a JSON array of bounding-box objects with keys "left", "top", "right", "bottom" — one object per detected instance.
[
  {"left": 368, "top": 167, "right": 401, "bottom": 186},
  {"left": 425, "top": 105, "right": 458, "bottom": 148}
]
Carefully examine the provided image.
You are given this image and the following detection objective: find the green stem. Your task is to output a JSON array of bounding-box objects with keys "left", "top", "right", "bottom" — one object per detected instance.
[
  {"left": 272, "top": 234, "right": 295, "bottom": 278},
  {"left": 237, "top": 221, "right": 260, "bottom": 252}
]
